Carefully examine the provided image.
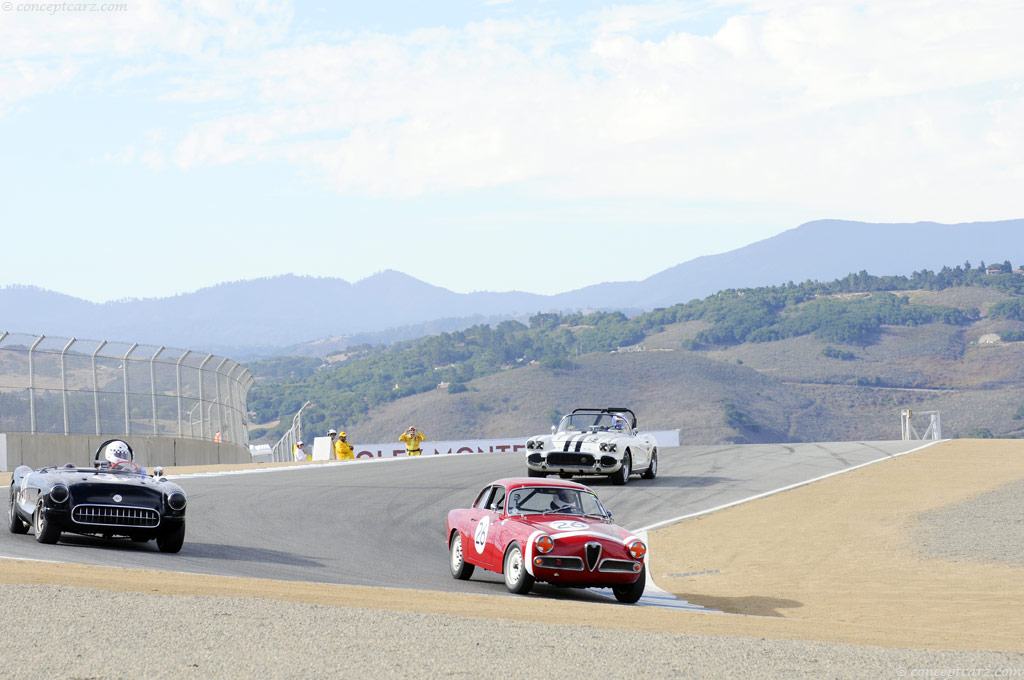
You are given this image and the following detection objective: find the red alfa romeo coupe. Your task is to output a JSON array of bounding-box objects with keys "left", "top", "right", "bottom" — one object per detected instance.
[{"left": 446, "top": 477, "right": 647, "bottom": 603}]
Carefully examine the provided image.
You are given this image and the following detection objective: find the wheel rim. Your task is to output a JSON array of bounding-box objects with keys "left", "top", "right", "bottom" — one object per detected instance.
[
  {"left": 451, "top": 536, "right": 463, "bottom": 571},
  {"left": 623, "top": 456, "right": 631, "bottom": 478},
  {"left": 651, "top": 453, "right": 658, "bottom": 475},
  {"left": 506, "top": 547, "right": 523, "bottom": 586},
  {"left": 34, "top": 505, "right": 43, "bottom": 533}
]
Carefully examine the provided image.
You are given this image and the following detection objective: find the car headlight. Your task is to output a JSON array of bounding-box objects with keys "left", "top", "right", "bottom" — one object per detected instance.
[
  {"left": 627, "top": 540, "right": 647, "bottom": 560},
  {"left": 49, "top": 484, "right": 70, "bottom": 504},
  {"left": 599, "top": 443, "right": 607, "bottom": 451},
  {"left": 167, "top": 491, "right": 187, "bottom": 511},
  {"left": 607, "top": 443, "right": 617, "bottom": 452},
  {"left": 534, "top": 534, "right": 554, "bottom": 554}
]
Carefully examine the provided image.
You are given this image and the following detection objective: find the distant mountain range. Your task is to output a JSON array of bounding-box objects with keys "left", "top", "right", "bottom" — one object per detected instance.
[{"left": 2, "top": 218, "right": 1022, "bottom": 358}]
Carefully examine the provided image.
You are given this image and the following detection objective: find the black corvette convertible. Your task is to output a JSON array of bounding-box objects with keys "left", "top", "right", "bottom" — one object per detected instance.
[{"left": 7, "top": 439, "right": 187, "bottom": 553}]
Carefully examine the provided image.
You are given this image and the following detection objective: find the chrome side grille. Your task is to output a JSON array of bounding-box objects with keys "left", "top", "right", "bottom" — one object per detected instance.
[
  {"left": 72, "top": 504, "right": 159, "bottom": 528},
  {"left": 599, "top": 559, "right": 640, "bottom": 573}
]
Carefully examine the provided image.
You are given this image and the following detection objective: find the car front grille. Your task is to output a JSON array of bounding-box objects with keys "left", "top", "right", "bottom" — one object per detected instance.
[
  {"left": 72, "top": 504, "right": 159, "bottom": 528},
  {"left": 545, "top": 453, "right": 595, "bottom": 466}
]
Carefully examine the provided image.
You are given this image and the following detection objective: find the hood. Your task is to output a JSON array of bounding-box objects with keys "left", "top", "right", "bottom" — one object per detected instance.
[{"left": 513, "top": 514, "right": 629, "bottom": 541}]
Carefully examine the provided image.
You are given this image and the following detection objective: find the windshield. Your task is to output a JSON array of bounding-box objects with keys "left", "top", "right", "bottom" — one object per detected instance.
[
  {"left": 556, "top": 412, "right": 628, "bottom": 434},
  {"left": 507, "top": 487, "right": 610, "bottom": 518}
]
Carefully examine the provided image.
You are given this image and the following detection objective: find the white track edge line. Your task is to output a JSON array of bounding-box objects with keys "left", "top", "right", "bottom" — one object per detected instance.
[{"left": 631, "top": 440, "right": 947, "bottom": 534}]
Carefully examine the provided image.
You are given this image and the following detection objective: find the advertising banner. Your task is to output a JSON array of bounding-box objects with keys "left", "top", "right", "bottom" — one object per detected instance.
[{"left": 320, "top": 430, "right": 680, "bottom": 460}]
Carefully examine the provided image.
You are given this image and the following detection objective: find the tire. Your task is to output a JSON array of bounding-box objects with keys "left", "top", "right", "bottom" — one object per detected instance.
[
  {"left": 641, "top": 449, "right": 659, "bottom": 480},
  {"left": 558, "top": 472, "right": 574, "bottom": 479},
  {"left": 8, "top": 485, "right": 28, "bottom": 535},
  {"left": 527, "top": 468, "right": 547, "bottom": 478},
  {"left": 33, "top": 502, "right": 60, "bottom": 544},
  {"left": 612, "top": 565, "right": 646, "bottom": 604},
  {"left": 157, "top": 522, "right": 185, "bottom": 553},
  {"left": 503, "top": 542, "right": 535, "bottom": 595},
  {"left": 449, "top": 531, "right": 475, "bottom": 580},
  {"left": 611, "top": 451, "right": 632, "bottom": 486}
]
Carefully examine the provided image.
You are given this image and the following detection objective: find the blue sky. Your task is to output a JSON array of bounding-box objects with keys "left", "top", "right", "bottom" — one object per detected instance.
[{"left": 1, "top": 0, "right": 1021, "bottom": 302}]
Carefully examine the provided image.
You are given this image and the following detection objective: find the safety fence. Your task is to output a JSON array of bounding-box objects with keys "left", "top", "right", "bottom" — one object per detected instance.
[{"left": 0, "top": 331, "right": 254, "bottom": 446}]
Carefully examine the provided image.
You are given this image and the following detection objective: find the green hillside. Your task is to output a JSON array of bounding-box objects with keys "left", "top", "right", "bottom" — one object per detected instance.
[{"left": 246, "top": 262, "right": 1024, "bottom": 444}]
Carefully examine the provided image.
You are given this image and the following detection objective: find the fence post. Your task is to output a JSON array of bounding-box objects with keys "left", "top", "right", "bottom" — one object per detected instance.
[
  {"left": 28, "top": 334, "right": 44, "bottom": 434},
  {"left": 91, "top": 340, "right": 107, "bottom": 435},
  {"left": 175, "top": 350, "right": 191, "bottom": 437},
  {"left": 149, "top": 346, "right": 164, "bottom": 435},
  {"left": 197, "top": 354, "right": 213, "bottom": 439},
  {"left": 122, "top": 343, "right": 138, "bottom": 435},
  {"left": 60, "top": 337, "right": 76, "bottom": 435}
]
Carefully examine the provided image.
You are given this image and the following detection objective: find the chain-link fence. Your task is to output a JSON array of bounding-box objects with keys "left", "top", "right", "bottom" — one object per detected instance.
[{"left": 0, "top": 331, "right": 254, "bottom": 446}]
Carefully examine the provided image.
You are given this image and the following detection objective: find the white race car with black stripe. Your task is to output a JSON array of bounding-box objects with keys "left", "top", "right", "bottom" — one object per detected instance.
[{"left": 524, "top": 407, "right": 657, "bottom": 485}]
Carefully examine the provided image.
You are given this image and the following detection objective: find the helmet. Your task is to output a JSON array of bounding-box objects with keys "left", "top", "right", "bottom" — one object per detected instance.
[
  {"left": 339, "top": 431, "right": 346, "bottom": 437},
  {"left": 104, "top": 440, "right": 133, "bottom": 465},
  {"left": 296, "top": 440, "right": 304, "bottom": 447},
  {"left": 327, "top": 429, "right": 337, "bottom": 436}
]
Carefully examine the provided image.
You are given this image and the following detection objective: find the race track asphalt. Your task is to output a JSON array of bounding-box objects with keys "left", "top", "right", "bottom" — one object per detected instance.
[{"left": 1, "top": 441, "right": 924, "bottom": 601}]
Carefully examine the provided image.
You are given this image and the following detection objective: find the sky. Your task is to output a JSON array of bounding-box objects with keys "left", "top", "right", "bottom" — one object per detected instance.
[{"left": 1, "top": 0, "right": 1021, "bottom": 303}]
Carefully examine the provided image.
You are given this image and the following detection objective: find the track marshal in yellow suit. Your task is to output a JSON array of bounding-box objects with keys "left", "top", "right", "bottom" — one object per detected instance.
[
  {"left": 399, "top": 426, "right": 426, "bottom": 456},
  {"left": 329, "top": 429, "right": 354, "bottom": 460}
]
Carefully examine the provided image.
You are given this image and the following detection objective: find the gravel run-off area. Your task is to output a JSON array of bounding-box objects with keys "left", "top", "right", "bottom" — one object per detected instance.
[{"left": 3, "top": 439, "right": 1024, "bottom": 678}]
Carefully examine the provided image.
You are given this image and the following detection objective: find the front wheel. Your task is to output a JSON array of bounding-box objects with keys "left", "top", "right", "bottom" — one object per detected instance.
[
  {"left": 611, "top": 452, "right": 632, "bottom": 486},
  {"left": 33, "top": 502, "right": 60, "bottom": 544},
  {"left": 157, "top": 523, "right": 185, "bottom": 553},
  {"left": 8, "top": 486, "right": 28, "bottom": 535},
  {"left": 612, "top": 565, "right": 646, "bottom": 604},
  {"left": 503, "top": 542, "right": 535, "bottom": 595},
  {"left": 527, "top": 468, "right": 547, "bottom": 478},
  {"left": 641, "top": 449, "right": 658, "bottom": 480},
  {"left": 449, "top": 531, "right": 475, "bottom": 580}
]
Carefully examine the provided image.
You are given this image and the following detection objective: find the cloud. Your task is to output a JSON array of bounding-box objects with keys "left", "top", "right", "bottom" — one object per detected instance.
[{"left": 8, "top": 0, "right": 1023, "bottom": 222}]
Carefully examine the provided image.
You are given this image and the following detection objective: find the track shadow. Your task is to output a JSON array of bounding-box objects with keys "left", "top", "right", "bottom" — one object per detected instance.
[
  {"left": 668, "top": 592, "right": 804, "bottom": 617},
  {"left": 50, "top": 535, "right": 323, "bottom": 568},
  {"left": 176, "top": 542, "right": 326, "bottom": 568},
  {"left": 580, "top": 475, "right": 737, "bottom": 489}
]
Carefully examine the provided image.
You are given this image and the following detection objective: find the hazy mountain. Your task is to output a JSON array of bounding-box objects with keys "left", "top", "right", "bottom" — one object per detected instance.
[{"left": 2, "top": 218, "right": 1021, "bottom": 356}]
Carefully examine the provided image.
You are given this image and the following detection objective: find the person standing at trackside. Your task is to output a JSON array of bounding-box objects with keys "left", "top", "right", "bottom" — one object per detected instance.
[
  {"left": 293, "top": 440, "right": 308, "bottom": 462},
  {"left": 329, "top": 429, "right": 354, "bottom": 460},
  {"left": 399, "top": 426, "right": 426, "bottom": 456}
]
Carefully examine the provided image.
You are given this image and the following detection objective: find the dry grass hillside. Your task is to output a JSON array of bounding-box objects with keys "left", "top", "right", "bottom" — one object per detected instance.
[{"left": 343, "top": 287, "right": 1024, "bottom": 444}]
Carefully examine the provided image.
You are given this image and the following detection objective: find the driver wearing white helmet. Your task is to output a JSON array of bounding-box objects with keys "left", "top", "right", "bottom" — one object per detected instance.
[{"left": 95, "top": 439, "right": 144, "bottom": 473}]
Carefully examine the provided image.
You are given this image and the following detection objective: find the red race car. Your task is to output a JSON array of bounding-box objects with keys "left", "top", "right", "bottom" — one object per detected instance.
[{"left": 446, "top": 477, "right": 647, "bottom": 603}]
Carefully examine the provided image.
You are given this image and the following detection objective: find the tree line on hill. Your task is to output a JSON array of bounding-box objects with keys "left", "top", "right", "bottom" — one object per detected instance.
[{"left": 246, "top": 261, "right": 1024, "bottom": 442}]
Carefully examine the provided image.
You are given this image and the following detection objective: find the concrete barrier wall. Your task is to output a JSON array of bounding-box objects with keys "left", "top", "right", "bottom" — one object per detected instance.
[{"left": 0, "top": 433, "right": 248, "bottom": 471}]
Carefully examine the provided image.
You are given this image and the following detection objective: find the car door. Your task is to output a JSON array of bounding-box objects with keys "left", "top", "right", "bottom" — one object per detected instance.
[
  {"left": 464, "top": 485, "right": 502, "bottom": 571},
  {"left": 480, "top": 485, "right": 508, "bottom": 570},
  {"left": 629, "top": 426, "right": 650, "bottom": 470}
]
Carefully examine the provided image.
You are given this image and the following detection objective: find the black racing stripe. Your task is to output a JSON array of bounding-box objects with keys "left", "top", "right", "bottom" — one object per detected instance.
[
  {"left": 562, "top": 433, "right": 585, "bottom": 452},
  {"left": 574, "top": 437, "right": 585, "bottom": 452}
]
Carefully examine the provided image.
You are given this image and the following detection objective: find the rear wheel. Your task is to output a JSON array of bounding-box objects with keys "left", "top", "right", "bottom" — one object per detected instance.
[
  {"left": 612, "top": 565, "right": 646, "bottom": 604},
  {"left": 449, "top": 531, "right": 475, "bottom": 580},
  {"left": 33, "top": 502, "right": 60, "bottom": 544},
  {"left": 611, "top": 452, "right": 632, "bottom": 486},
  {"left": 8, "top": 485, "right": 28, "bottom": 535},
  {"left": 641, "top": 449, "right": 658, "bottom": 480},
  {"left": 503, "top": 542, "right": 534, "bottom": 595},
  {"left": 157, "top": 523, "right": 185, "bottom": 553},
  {"left": 527, "top": 469, "right": 547, "bottom": 477}
]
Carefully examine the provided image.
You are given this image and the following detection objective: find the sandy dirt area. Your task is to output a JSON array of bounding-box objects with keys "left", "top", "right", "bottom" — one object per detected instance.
[{"left": 3, "top": 440, "right": 1022, "bottom": 652}]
